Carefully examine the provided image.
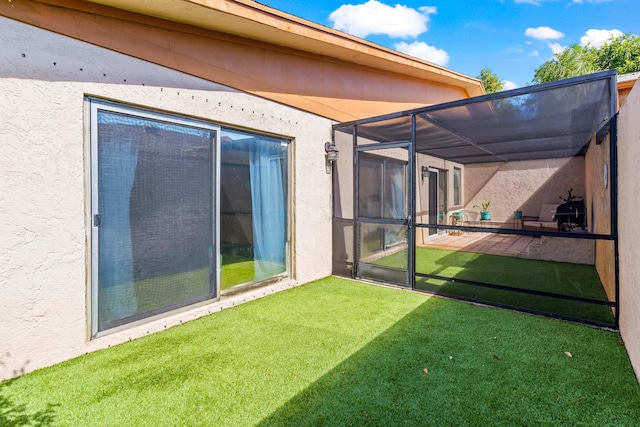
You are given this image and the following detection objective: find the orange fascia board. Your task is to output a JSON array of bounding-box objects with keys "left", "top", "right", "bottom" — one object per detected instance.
[
  {"left": 1, "top": 0, "right": 483, "bottom": 121},
  {"left": 618, "top": 77, "right": 637, "bottom": 92},
  {"left": 617, "top": 73, "right": 638, "bottom": 108},
  {"left": 82, "top": 0, "right": 484, "bottom": 97}
]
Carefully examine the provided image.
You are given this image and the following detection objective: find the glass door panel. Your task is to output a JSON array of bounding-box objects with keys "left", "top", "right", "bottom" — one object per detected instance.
[
  {"left": 355, "top": 145, "right": 411, "bottom": 287},
  {"left": 91, "top": 100, "right": 219, "bottom": 334}
]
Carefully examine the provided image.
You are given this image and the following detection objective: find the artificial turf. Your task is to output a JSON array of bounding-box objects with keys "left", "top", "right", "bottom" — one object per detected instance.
[
  {"left": 372, "top": 246, "right": 615, "bottom": 325},
  {"left": 1, "top": 277, "right": 639, "bottom": 426}
]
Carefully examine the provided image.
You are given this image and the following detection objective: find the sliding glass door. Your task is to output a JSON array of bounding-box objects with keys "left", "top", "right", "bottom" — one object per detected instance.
[{"left": 90, "top": 99, "right": 219, "bottom": 335}]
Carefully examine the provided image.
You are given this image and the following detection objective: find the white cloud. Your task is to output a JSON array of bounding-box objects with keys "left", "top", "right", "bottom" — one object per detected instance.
[
  {"left": 580, "top": 29, "right": 623, "bottom": 48},
  {"left": 524, "top": 26, "right": 564, "bottom": 40},
  {"left": 515, "top": 0, "right": 541, "bottom": 5},
  {"left": 547, "top": 42, "right": 566, "bottom": 54},
  {"left": 329, "top": 1, "right": 437, "bottom": 38},
  {"left": 394, "top": 41, "right": 449, "bottom": 66},
  {"left": 503, "top": 80, "right": 519, "bottom": 90}
]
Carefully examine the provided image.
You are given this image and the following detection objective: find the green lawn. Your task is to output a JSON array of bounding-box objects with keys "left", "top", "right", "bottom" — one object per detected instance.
[
  {"left": 2, "top": 277, "right": 638, "bottom": 426},
  {"left": 373, "top": 247, "right": 615, "bottom": 325}
]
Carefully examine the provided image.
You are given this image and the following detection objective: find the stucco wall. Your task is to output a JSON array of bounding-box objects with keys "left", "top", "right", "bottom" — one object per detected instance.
[
  {"left": 618, "top": 80, "right": 640, "bottom": 383},
  {"left": 415, "top": 154, "right": 464, "bottom": 244},
  {"left": 585, "top": 134, "right": 612, "bottom": 235},
  {"left": 0, "top": 0, "right": 477, "bottom": 123},
  {"left": 0, "top": 19, "right": 333, "bottom": 380},
  {"left": 464, "top": 158, "right": 585, "bottom": 223},
  {"left": 584, "top": 133, "right": 616, "bottom": 301}
]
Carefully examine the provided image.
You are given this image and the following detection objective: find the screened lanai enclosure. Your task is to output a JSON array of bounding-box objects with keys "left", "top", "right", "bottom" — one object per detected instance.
[{"left": 331, "top": 70, "right": 619, "bottom": 328}]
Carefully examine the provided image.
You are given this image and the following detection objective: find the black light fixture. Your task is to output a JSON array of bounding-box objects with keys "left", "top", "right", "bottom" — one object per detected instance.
[
  {"left": 325, "top": 141, "right": 339, "bottom": 174},
  {"left": 421, "top": 165, "right": 429, "bottom": 182}
]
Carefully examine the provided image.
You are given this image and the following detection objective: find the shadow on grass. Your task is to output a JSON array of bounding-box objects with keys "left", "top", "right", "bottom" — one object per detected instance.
[
  {"left": 372, "top": 246, "right": 615, "bottom": 325},
  {"left": 256, "top": 294, "right": 639, "bottom": 426},
  {"left": 414, "top": 247, "right": 615, "bottom": 325},
  {"left": 0, "top": 381, "right": 57, "bottom": 426}
]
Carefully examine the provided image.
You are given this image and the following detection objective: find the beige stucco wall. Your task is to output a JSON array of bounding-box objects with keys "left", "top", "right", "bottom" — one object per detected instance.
[
  {"left": 0, "top": 0, "right": 479, "bottom": 123},
  {"left": 464, "top": 158, "right": 585, "bottom": 223},
  {"left": 584, "top": 133, "right": 616, "bottom": 301},
  {"left": 618, "top": 80, "right": 640, "bottom": 383},
  {"left": 0, "top": 18, "right": 333, "bottom": 380},
  {"left": 585, "top": 134, "right": 612, "bottom": 235},
  {"left": 415, "top": 154, "right": 464, "bottom": 244}
]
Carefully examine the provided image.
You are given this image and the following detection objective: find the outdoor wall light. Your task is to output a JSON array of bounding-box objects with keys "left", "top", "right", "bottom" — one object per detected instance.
[
  {"left": 324, "top": 141, "right": 339, "bottom": 174},
  {"left": 421, "top": 165, "right": 429, "bottom": 182}
]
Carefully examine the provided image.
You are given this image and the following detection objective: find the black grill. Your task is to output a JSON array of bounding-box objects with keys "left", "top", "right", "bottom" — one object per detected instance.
[{"left": 555, "top": 200, "right": 585, "bottom": 231}]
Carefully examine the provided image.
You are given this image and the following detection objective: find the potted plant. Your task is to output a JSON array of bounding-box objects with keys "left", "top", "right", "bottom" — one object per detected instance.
[
  {"left": 474, "top": 201, "right": 491, "bottom": 220},
  {"left": 559, "top": 188, "right": 581, "bottom": 203}
]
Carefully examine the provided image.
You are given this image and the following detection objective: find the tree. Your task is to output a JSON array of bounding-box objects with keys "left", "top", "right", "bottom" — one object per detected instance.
[
  {"left": 533, "top": 33, "right": 640, "bottom": 83},
  {"left": 533, "top": 44, "right": 598, "bottom": 83},
  {"left": 595, "top": 33, "right": 640, "bottom": 74},
  {"left": 478, "top": 67, "right": 505, "bottom": 94}
]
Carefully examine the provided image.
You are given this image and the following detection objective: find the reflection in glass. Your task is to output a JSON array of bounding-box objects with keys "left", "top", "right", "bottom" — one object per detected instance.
[
  {"left": 358, "top": 223, "right": 408, "bottom": 286},
  {"left": 358, "top": 152, "right": 406, "bottom": 220},
  {"left": 96, "top": 109, "right": 215, "bottom": 331},
  {"left": 220, "top": 129, "right": 289, "bottom": 290}
]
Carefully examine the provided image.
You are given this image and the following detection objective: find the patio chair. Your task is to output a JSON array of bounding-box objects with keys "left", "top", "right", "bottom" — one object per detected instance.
[
  {"left": 449, "top": 210, "right": 468, "bottom": 235},
  {"left": 523, "top": 203, "right": 558, "bottom": 231}
]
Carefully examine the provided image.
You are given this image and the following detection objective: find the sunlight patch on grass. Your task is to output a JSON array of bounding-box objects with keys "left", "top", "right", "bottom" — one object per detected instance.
[{"left": 1, "top": 277, "right": 638, "bottom": 426}]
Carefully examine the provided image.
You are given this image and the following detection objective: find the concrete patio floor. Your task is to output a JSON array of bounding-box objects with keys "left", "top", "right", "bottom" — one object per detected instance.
[{"left": 422, "top": 231, "right": 540, "bottom": 257}]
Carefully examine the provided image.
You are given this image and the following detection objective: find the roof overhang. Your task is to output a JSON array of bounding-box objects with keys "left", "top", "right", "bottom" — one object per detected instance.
[
  {"left": 617, "top": 71, "right": 639, "bottom": 91},
  {"left": 83, "top": 0, "right": 484, "bottom": 98}
]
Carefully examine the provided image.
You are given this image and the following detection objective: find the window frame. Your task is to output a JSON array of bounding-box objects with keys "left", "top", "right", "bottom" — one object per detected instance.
[
  {"left": 218, "top": 127, "right": 292, "bottom": 293},
  {"left": 87, "top": 98, "right": 221, "bottom": 337},
  {"left": 453, "top": 167, "right": 461, "bottom": 207}
]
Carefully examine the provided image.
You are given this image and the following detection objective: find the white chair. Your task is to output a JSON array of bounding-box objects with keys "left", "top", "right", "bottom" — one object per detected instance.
[{"left": 523, "top": 203, "right": 558, "bottom": 230}]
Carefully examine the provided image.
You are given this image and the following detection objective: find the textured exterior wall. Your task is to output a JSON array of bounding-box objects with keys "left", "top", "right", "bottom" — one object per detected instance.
[
  {"left": 0, "top": 0, "right": 477, "bottom": 122},
  {"left": 585, "top": 134, "right": 612, "bottom": 236},
  {"left": 0, "top": 19, "right": 332, "bottom": 380},
  {"left": 464, "top": 158, "right": 585, "bottom": 223},
  {"left": 520, "top": 237, "right": 595, "bottom": 265},
  {"left": 618, "top": 81, "right": 640, "bottom": 384},
  {"left": 415, "top": 154, "right": 464, "bottom": 244},
  {"left": 584, "top": 134, "right": 615, "bottom": 301}
]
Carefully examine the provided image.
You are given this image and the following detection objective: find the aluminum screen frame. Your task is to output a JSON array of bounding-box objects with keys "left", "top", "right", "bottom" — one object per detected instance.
[
  {"left": 336, "top": 70, "right": 616, "bottom": 165},
  {"left": 331, "top": 70, "right": 620, "bottom": 328}
]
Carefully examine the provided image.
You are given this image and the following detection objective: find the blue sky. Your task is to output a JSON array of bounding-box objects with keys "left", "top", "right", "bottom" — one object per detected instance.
[{"left": 262, "top": 0, "right": 640, "bottom": 89}]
